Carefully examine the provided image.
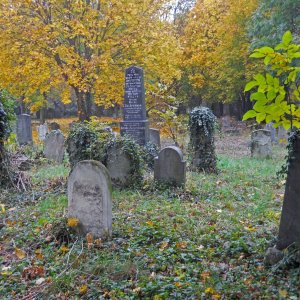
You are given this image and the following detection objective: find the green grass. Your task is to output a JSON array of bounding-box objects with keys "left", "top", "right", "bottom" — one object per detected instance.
[{"left": 1, "top": 144, "right": 299, "bottom": 299}]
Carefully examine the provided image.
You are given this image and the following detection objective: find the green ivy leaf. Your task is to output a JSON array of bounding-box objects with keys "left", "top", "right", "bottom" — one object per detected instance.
[{"left": 256, "top": 112, "right": 266, "bottom": 123}]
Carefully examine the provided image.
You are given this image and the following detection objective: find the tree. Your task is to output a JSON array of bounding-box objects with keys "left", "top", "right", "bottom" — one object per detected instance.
[
  {"left": 243, "top": 31, "right": 300, "bottom": 250},
  {"left": 0, "top": 0, "right": 181, "bottom": 121},
  {"left": 248, "top": 0, "right": 300, "bottom": 49},
  {"left": 180, "top": 0, "right": 257, "bottom": 114}
]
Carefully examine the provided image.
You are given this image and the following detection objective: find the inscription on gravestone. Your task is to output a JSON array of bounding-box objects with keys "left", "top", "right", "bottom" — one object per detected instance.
[{"left": 120, "top": 66, "right": 149, "bottom": 145}]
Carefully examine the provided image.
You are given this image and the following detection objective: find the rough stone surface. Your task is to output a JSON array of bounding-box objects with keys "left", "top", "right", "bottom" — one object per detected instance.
[
  {"left": 278, "top": 126, "right": 288, "bottom": 144},
  {"left": 264, "top": 247, "right": 284, "bottom": 266},
  {"left": 251, "top": 129, "right": 272, "bottom": 158},
  {"left": 106, "top": 145, "right": 131, "bottom": 186},
  {"left": 44, "top": 130, "right": 65, "bottom": 163},
  {"left": 37, "top": 124, "right": 48, "bottom": 141},
  {"left": 120, "top": 66, "right": 149, "bottom": 145},
  {"left": 68, "top": 160, "right": 112, "bottom": 239},
  {"left": 149, "top": 128, "right": 160, "bottom": 148},
  {"left": 16, "top": 114, "right": 32, "bottom": 145},
  {"left": 154, "top": 146, "right": 186, "bottom": 186},
  {"left": 265, "top": 123, "right": 277, "bottom": 143},
  {"left": 277, "top": 135, "right": 300, "bottom": 250}
]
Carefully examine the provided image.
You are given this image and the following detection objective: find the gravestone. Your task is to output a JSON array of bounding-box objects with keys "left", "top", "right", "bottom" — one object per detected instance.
[
  {"left": 44, "top": 130, "right": 65, "bottom": 163},
  {"left": 120, "top": 66, "right": 149, "bottom": 145},
  {"left": 16, "top": 114, "right": 32, "bottom": 145},
  {"left": 37, "top": 124, "right": 48, "bottom": 141},
  {"left": 278, "top": 126, "right": 288, "bottom": 144},
  {"left": 106, "top": 144, "right": 133, "bottom": 187},
  {"left": 251, "top": 129, "right": 272, "bottom": 158},
  {"left": 265, "top": 123, "right": 277, "bottom": 143},
  {"left": 149, "top": 128, "right": 161, "bottom": 148},
  {"left": 68, "top": 160, "right": 112, "bottom": 239},
  {"left": 154, "top": 146, "right": 186, "bottom": 186}
]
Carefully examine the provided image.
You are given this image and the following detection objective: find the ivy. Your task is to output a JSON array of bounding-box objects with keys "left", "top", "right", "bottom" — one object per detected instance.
[{"left": 188, "top": 107, "right": 217, "bottom": 173}]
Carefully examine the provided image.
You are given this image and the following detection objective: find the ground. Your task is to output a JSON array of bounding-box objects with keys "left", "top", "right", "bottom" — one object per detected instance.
[{"left": 1, "top": 129, "right": 299, "bottom": 299}]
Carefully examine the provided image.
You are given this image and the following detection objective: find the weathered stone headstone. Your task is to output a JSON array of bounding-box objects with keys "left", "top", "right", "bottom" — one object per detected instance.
[
  {"left": 44, "top": 130, "right": 65, "bottom": 163},
  {"left": 265, "top": 122, "right": 277, "bottom": 143},
  {"left": 37, "top": 124, "right": 48, "bottom": 141},
  {"left": 120, "top": 66, "right": 149, "bottom": 145},
  {"left": 154, "top": 146, "right": 186, "bottom": 186},
  {"left": 149, "top": 128, "right": 160, "bottom": 148},
  {"left": 251, "top": 129, "right": 272, "bottom": 158},
  {"left": 68, "top": 160, "right": 112, "bottom": 239},
  {"left": 16, "top": 114, "right": 32, "bottom": 145},
  {"left": 106, "top": 144, "right": 131, "bottom": 186},
  {"left": 278, "top": 126, "right": 288, "bottom": 144}
]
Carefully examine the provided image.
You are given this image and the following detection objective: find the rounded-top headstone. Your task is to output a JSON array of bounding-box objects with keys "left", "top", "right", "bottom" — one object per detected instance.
[
  {"left": 68, "top": 160, "right": 112, "bottom": 239},
  {"left": 251, "top": 129, "right": 272, "bottom": 158},
  {"left": 154, "top": 146, "right": 186, "bottom": 186}
]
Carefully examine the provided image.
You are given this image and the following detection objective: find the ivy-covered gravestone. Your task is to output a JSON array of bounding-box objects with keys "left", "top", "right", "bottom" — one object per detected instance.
[
  {"left": 189, "top": 107, "right": 217, "bottom": 173},
  {"left": 0, "top": 103, "right": 12, "bottom": 187}
]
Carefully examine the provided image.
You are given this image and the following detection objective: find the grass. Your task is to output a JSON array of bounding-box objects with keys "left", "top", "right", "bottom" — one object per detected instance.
[{"left": 1, "top": 136, "right": 299, "bottom": 299}]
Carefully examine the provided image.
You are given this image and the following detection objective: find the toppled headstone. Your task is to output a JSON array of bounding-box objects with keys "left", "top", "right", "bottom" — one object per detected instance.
[
  {"left": 154, "top": 146, "right": 186, "bottom": 186},
  {"left": 251, "top": 129, "right": 272, "bottom": 158},
  {"left": 120, "top": 66, "right": 149, "bottom": 145},
  {"left": 149, "top": 128, "right": 160, "bottom": 148},
  {"left": 37, "top": 124, "right": 48, "bottom": 141},
  {"left": 44, "top": 130, "right": 65, "bottom": 163},
  {"left": 16, "top": 114, "right": 32, "bottom": 145},
  {"left": 68, "top": 160, "right": 112, "bottom": 239}
]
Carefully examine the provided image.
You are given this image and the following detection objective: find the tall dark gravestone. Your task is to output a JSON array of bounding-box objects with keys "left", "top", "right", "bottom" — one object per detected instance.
[
  {"left": 16, "top": 114, "right": 32, "bottom": 145},
  {"left": 120, "top": 66, "right": 149, "bottom": 145}
]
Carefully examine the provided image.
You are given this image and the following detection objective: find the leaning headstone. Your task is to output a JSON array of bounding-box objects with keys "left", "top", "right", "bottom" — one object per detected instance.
[
  {"left": 265, "top": 123, "right": 277, "bottom": 143},
  {"left": 120, "top": 66, "right": 149, "bottom": 145},
  {"left": 251, "top": 129, "right": 272, "bottom": 158},
  {"left": 44, "top": 130, "right": 65, "bottom": 163},
  {"left": 68, "top": 160, "right": 112, "bottom": 239},
  {"left": 37, "top": 124, "right": 48, "bottom": 141},
  {"left": 16, "top": 114, "right": 32, "bottom": 145},
  {"left": 106, "top": 144, "right": 132, "bottom": 187},
  {"left": 149, "top": 128, "right": 161, "bottom": 148},
  {"left": 154, "top": 146, "right": 186, "bottom": 186}
]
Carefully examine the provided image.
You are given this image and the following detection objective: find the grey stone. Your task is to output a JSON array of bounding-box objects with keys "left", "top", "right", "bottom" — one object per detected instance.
[
  {"left": 265, "top": 122, "right": 277, "bottom": 143},
  {"left": 251, "top": 129, "right": 272, "bottom": 158},
  {"left": 278, "top": 126, "right": 288, "bottom": 144},
  {"left": 44, "top": 130, "right": 65, "bottom": 163},
  {"left": 106, "top": 144, "right": 131, "bottom": 187},
  {"left": 149, "top": 128, "right": 160, "bottom": 148},
  {"left": 264, "top": 247, "right": 284, "bottom": 266},
  {"left": 68, "top": 160, "right": 112, "bottom": 239},
  {"left": 120, "top": 66, "right": 149, "bottom": 145},
  {"left": 154, "top": 146, "right": 186, "bottom": 186},
  {"left": 37, "top": 124, "right": 48, "bottom": 141},
  {"left": 16, "top": 114, "right": 32, "bottom": 145}
]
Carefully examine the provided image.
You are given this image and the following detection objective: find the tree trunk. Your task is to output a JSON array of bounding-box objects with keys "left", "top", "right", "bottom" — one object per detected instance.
[
  {"left": 74, "top": 88, "right": 91, "bottom": 121},
  {"left": 277, "top": 132, "right": 300, "bottom": 250},
  {"left": 39, "top": 107, "right": 45, "bottom": 124}
]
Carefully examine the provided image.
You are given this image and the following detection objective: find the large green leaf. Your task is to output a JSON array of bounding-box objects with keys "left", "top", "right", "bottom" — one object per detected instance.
[
  {"left": 282, "top": 31, "right": 293, "bottom": 45},
  {"left": 244, "top": 81, "right": 258, "bottom": 92},
  {"left": 242, "top": 110, "right": 257, "bottom": 120}
]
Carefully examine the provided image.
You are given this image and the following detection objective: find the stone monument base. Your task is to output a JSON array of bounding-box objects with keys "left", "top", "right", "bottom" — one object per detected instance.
[{"left": 120, "top": 120, "right": 149, "bottom": 145}]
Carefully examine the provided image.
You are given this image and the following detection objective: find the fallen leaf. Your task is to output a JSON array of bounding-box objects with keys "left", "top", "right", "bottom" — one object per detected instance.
[
  {"left": 174, "top": 282, "right": 181, "bottom": 287},
  {"left": 176, "top": 242, "right": 187, "bottom": 249},
  {"left": 86, "top": 232, "right": 94, "bottom": 249},
  {"left": 159, "top": 241, "right": 169, "bottom": 252},
  {"left": 36, "top": 277, "right": 46, "bottom": 285},
  {"left": 35, "top": 249, "right": 43, "bottom": 260},
  {"left": 15, "top": 248, "right": 26, "bottom": 259},
  {"left": 95, "top": 238, "right": 102, "bottom": 247},
  {"left": 67, "top": 217, "right": 79, "bottom": 227},
  {"left": 205, "top": 287, "right": 215, "bottom": 294},
  {"left": 79, "top": 284, "right": 88, "bottom": 295},
  {"left": 146, "top": 221, "right": 154, "bottom": 227},
  {"left": 201, "top": 272, "right": 210, "bottom": 281},
  {"left": 279, "top": 289, "right": 288, "bottom": 298},
  {"left": 60, "top": 245, "right": 69, "bottom": 253},
  {"left": 0, "top": 204, "right": 5, "bottom": 213}
]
